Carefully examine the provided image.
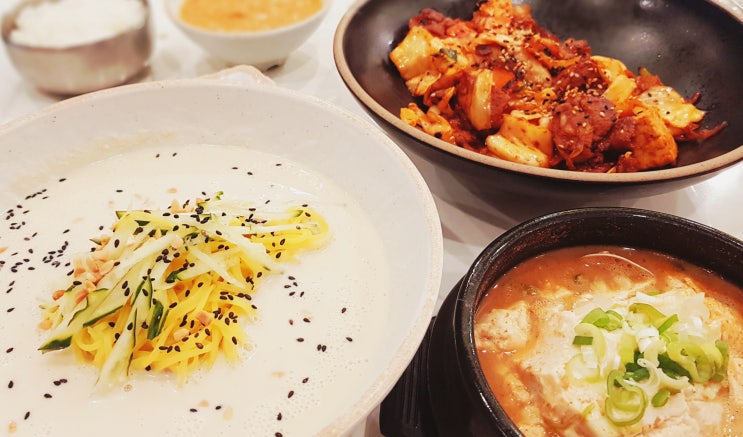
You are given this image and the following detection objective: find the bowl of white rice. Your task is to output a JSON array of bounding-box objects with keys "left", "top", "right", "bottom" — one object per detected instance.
[{"left": 1, "top": 0, "right": 152, "bottom": 95}]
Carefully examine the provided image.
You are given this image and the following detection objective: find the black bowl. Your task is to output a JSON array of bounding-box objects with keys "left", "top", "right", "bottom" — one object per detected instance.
[
  {"left": 423, "top": 207, "right": 743, "bottom": 435},
  {"left": 333, "top": 0, "right": 743, "bottom": 196}
]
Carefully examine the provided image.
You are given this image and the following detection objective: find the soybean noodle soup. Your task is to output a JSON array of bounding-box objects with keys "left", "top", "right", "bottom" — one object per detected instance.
[{"left": 475, "top": 246, "right": 743, "bottom": 436}]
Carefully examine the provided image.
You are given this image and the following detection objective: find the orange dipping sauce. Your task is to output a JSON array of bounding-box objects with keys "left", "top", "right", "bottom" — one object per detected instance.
[{"left": 179, "top": 0, "right": 323, "bottom": 32}]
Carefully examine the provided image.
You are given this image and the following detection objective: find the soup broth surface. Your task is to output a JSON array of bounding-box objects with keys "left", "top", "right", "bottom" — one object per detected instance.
[
  {"left": 0, "top": 143, "right": 389, "bottom": 436},
  {"left": 179, "top": 0, "right": 322, "bottom": 32}
]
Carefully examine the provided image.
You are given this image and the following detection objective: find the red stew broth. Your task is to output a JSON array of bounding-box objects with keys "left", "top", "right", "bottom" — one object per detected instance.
[{"left": 474, "top": 245, "right": 743, "bottom": 433}]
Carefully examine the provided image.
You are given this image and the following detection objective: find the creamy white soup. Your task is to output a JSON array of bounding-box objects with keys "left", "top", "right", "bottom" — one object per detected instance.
[
  {"left": 475, "top": 246, "right": 743, "bottom": 436},
  {"left": 0, "top": 144, "right": 389, "bottom": 436}
]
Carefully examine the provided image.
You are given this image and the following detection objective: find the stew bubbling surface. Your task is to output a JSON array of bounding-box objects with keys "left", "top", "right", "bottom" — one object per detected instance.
[{"left": 475, "top": 246, "right": 743, "bottom": 436}]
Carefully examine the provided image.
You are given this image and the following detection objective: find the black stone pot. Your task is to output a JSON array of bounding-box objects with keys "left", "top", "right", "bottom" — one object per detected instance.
[{"left": 381, "top": 207, "right": 743, "bottom": 436}]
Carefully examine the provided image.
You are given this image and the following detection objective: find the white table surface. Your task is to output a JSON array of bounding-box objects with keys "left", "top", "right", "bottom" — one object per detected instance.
[{"left": 1, "top": 1, "right": 742, "bottom": 436}]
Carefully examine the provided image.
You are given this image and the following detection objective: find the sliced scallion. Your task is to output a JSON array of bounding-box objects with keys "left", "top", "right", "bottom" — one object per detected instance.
[
  {"left": 651, "top": 389, "right": 671, "bottom": 407},
  {"left": 605, "top": 370, "right": 647, "bottom": 426},
  {"left": 573, "top": 335, "right": 593, "bottom": 346},
  {"left": 657, "top": 314, "right": 679, "bottom": 334}
]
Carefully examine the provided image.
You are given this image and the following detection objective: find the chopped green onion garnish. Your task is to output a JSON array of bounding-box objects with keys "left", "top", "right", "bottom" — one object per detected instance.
[
  {"left": 657, "top": 353, "right": 692, "bottom": 380},
  {"left": 657, "top": 314, "right": 679, "bottom": 334},
  {"left": 581, "top": 307, "right": 622, "bottom": 331},
  {"left": 605, "top": 370, "right": 647, "bottom": 426},
  {"left": 573, "top": 335, "right": 593, "bottom": 346},
  {"left": 651, "top": 389, "right": 671, "bottom": 407},
  {"left": 625, "top": 367, "right": 650, "bottom": 382},
  {"left": 629, "top": 302, "right": 666, "bottom": 326}
]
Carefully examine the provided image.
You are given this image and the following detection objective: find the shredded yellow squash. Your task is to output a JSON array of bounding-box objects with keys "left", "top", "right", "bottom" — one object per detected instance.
[{"left": 39, "top": 192, "right": 330, "bottom": 386}]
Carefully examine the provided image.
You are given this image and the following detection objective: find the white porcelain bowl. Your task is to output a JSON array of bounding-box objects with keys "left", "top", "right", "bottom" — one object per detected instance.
[
  {"left": 165, "top": 0, "right": 331, "bottom": 70},
  {"left": 0, "top": 71, "right": 442, "bottom": 436}
]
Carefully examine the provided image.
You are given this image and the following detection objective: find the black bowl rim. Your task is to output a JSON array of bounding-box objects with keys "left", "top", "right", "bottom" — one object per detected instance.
[
  {"left": 453, "top": 206, "right": 743, "bottom": 433},
  {"left": 332, "top": 0, "right": 743, "bottom": 185}
]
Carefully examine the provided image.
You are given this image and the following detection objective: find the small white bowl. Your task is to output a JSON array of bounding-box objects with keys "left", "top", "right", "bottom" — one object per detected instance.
[
  {"left": 165, "top": 0, "right": 331, "bottom": 70},
  {"left": 1, "top": 0, "right": 152, "bottom": 95}
]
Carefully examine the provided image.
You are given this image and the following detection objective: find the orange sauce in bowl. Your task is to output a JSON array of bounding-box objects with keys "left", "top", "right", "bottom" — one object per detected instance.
[{"left": 179, "top": 0, "right": 323, "bottom": 32}]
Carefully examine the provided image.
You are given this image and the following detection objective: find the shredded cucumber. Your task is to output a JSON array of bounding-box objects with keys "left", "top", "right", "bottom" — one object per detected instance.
[{"left": 39, "top": 193, "right": 329, "bottom": 387}]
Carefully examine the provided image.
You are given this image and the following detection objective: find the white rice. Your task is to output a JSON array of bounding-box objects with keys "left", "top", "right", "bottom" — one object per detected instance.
[{"left": 9, "top": 0, "right": 146, "bottom": 49}]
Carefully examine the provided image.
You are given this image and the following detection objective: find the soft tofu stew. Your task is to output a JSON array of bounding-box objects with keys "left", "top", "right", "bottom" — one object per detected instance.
[{"left": 475, "top": 246, "right": 743, "bottom": 436}]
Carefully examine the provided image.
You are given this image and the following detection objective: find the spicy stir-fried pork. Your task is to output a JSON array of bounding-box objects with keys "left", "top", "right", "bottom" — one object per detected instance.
[{"left": 390, "top": 0, "right": 726, "bottom": 172}]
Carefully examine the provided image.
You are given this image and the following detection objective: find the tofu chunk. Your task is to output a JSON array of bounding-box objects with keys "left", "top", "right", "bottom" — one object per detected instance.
[{"left": 475, "top": 300, "right": 531, "bottom": 352}]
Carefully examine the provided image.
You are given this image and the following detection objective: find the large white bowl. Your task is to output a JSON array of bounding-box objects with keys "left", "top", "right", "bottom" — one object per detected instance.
[{"left": 0, "top": 71, "right": 442, "bottom": 436}]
